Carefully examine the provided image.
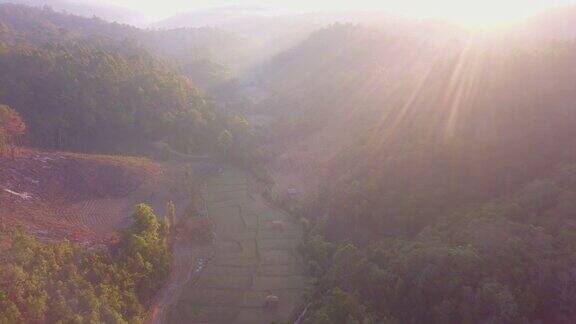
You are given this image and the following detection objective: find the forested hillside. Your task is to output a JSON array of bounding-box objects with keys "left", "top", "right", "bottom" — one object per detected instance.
[
  {"left": 0, "top": 3, "right": 253, "bottom": 89},
  {"left": 255, "top": 24, "right": 576, "bottom": 322},
  {"left": 0, "top": 204, "right": 170, "bottom": 323},
  {"left": 253, "top": 24, "right": 452, "bottom": 189},
  {"left": 0, "top": 7, "right": 258, "bottom": 320},
  {"left": 0, "top": 3, "right": 254, "bottom": 153}
]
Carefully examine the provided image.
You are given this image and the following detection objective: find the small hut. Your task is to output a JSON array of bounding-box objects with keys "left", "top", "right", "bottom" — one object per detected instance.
[
  {"left": 268, "top": 220, "right": 286, "bottom": 231},
  {"left": 265, "top": 295, "right": 280, "bottom": 308}
]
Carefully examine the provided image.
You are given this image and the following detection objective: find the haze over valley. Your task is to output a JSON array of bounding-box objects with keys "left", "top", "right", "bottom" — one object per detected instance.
[{"left": 3, "top": 1, "right": 576, "bottom": 323}]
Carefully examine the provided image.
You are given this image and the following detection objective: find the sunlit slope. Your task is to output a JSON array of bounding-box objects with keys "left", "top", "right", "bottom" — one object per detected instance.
[
  {"left": 256, "top": 24, "right": 576, "bottom": 236},
  {"left": 256, "top": 20, "right": 576, "bottom": 323}
]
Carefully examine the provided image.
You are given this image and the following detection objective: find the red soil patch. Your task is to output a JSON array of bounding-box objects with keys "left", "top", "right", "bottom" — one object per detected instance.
[{"left": 0, "top": 148, "right": 164, "bottom": 245}]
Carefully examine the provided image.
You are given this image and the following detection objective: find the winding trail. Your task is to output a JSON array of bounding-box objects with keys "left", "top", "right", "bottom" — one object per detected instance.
[
  {"left": 147, "top": 162, "right": 214, "bottom": 324},
  {"left": 149, "top": 241, "right": 213, "bottom": 324}
]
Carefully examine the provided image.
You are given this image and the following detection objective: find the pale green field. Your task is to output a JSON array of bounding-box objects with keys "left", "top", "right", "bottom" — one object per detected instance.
[{"left": 167, "top": 166, "right": 309, "bottom": 324}]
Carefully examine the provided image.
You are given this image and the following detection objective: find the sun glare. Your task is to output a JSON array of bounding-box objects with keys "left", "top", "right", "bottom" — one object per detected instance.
[
  {"left": 399, "top": 0, "right": 557, "bottom": 28},
  {"left": 100, "top": 0, "right": 568, "bottom": 26}
]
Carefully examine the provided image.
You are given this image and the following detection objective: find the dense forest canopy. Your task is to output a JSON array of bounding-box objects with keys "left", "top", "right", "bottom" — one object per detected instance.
[
  {"left": 0, "top": 204, "right": 170, "bottom": 323},
  {"left": 0, "top": 40, "right": 213, "bottom": 151},
  {"left": 0, "top": 3, "right": 255, "bottom": 153}
]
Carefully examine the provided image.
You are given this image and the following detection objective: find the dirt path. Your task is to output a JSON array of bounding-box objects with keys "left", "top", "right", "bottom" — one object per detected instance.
[
  {"left": 148, "top": 241, "right": 213, "bottom": 324},
  {"left": 146, "top": 159, "right": 215, "bottom": 324},
  {"left": 163, "top": 165, "right": 310, "bottom": 324}
]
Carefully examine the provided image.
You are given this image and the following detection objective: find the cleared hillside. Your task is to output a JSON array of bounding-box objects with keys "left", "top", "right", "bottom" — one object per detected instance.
[{"left": 0, "top": 149, "right": 168, "bottom": 244}]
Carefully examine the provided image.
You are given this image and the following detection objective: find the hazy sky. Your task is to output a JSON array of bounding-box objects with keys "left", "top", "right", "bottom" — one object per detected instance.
[{"left": 94, "top": 0, "right": 576, "bottom": 24}]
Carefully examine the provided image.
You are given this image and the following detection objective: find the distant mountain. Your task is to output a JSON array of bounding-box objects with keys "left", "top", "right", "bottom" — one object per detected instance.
[
  {"left": 152, "top": 6, "right": 399, "bottom": 71},
  {"left": 0, "top": 3, "right": 262, "bottom": 87},
  {"left": 0, "top": 0, "right": 145, "bottom": 25},
  {"left": 516, "top": 5, "right": 576, "bottom": 40},
  {"left": 152, "top": 6, "right": 325, "bottom": 70}
]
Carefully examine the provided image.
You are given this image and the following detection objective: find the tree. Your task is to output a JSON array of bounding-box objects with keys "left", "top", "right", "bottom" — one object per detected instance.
[
  {"left": 121, "top": 204, "right": 171, "bottom": 301},
  {"left": 0, "top": 207, "right": 171, "bottom": 323},
  {"left": 0, "top": 290, "right": 22, "bottom": 323},
  {"left": 0, "top": 105, "right": 26, "bottom": 160},
  {"left": 165, "top": 200, "right": 176, "bottom": 233},
  {"left": 130, "top": 204, "right": 161, "bottom": 242},
  {"left": 217, "top": 130, "right": 233, "bottom": 155}
]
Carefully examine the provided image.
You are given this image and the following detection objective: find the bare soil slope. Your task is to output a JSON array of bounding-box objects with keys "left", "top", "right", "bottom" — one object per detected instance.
[{"left": 0, "top": 148, "right": 166, "bottom": 244}]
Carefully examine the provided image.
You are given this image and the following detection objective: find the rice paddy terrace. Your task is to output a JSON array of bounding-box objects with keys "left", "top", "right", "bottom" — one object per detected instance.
[{"left": 166, "top": 166, "right": 310, "bottom": 323}]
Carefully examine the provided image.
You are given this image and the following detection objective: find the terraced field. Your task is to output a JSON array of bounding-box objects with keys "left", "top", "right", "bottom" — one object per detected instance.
[
  {"left": 166, "top": 166, "right": 309, "bottom": 324},
  {"left": 0, "top": 149, "right": 170, "bottom": 244}
]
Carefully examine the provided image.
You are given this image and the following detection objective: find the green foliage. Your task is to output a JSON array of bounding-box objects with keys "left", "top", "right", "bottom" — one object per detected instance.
[
  {"left": 0, "top": 204, "right": 171, "bottom": 323},
  {"left": 301, "top": 164, "right": 576, "bottom": 323},
  {"left": 165, "top": 200, "right": 176, "bottom": 231},
  {"left": 217, "top": 129, "right": 233, "bottom": 154},
  {"left": 0, "top": 41, "right": 218, "bottom": 152},
  {"left": 0, "top": 4, "right": 255, "bottom": 155},
  {"left": 0, "top": 103, "right": 25, "bottom": 157}
]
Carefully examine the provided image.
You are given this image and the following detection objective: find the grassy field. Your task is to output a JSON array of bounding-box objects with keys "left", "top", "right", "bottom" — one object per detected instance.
[{"left": 167, "top": 166, "right": 309, "bottom": 323}]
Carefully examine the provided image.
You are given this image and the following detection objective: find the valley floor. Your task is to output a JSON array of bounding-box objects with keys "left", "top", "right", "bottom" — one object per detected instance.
[{"left": 162, "top": 165, "right": 310, "bottom": 324}]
